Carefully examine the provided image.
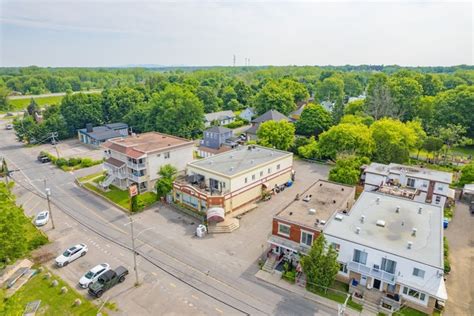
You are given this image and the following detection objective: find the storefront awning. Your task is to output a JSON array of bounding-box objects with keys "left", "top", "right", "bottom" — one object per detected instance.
[{"left": 207, "top": 207, "right": 225, "bottom": 223}]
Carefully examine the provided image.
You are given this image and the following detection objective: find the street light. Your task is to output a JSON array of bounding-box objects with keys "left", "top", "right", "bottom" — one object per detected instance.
[
  {"left": 124, "top": 218, "right": 155, "bottom": 286},
  {"left": 45, "top": 187, "right": 55, "bottom": 229}
]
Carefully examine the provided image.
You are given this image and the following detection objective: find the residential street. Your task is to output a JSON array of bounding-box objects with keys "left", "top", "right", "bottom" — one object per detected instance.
[
  {"left": 0, "top": 120, "right": 335, "bottom": 315},
  {"left": 444, "top": 202, "right": 474, "bottom": 316}
]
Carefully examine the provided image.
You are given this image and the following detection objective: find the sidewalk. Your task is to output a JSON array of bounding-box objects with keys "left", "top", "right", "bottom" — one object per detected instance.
[{"left": 255, "top": 270, "right": 376, "bottom": 316}]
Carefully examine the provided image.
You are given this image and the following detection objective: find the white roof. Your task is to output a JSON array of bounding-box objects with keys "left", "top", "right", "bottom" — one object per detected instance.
[
  {"left": 364, "top": 162, "right": 453, "bottom": 184},
  {"left": 464, "top": 184, "right": 474, "bottom": 194},
  {"left": 324, "top": 191, "right": 444, "bottom": 269}
]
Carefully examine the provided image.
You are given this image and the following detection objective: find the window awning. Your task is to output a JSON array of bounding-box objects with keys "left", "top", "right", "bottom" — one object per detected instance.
[
  {"left": 207, "top": 207, "right": 225, "bottom": 223},
  {"left": 268, "top": 235, "right": 300, "bottom": 253}
]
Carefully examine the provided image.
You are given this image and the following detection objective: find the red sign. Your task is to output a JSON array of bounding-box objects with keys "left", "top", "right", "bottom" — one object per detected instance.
[{"left": 129, "top": 184, "right": 138, "bottom": 197}]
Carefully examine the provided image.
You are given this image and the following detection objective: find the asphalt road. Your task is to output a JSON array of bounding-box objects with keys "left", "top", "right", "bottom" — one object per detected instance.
[{"left": 0, "top": 122, "right": 336, "bottom": 316}]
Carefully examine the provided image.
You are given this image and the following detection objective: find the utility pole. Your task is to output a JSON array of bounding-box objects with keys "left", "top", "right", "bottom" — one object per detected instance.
[
  {"left": 50, "top": 132, "right": 60, "bottom": 158},
  {"left": 44, "top": 180, "right": 55, "bottom": 229},
  {"left": 233, "top": 54, "right": 236, "bottom": 67},
  {"left": 1, "top": 158, "right": 9, "bottom": 184},
  {"left": 129, "top": 215, "right": 139, "bottom": 286}
]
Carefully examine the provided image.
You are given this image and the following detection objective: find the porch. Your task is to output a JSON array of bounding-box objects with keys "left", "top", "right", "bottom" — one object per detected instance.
[{"left": 349, "top": 278, "right": 402, "bottom": 314}]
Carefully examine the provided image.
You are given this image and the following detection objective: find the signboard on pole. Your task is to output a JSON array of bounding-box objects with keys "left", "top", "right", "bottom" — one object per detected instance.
[{"left": 129, "top": 184, "right": 138, "bottom": 197}]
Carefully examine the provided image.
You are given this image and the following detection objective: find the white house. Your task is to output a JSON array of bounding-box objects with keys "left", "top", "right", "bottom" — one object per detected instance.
[
  {"left": 363, "top": 163, "right": 454, "bottom": 208},
  {"left": 239, "top": 107, "right": 255, "bottom": 122},
  {"left": 101, "top": 132, "right": 194, "bottom": 193},
  {"left": 324, "top": 191, "right": 447, "bottom": 315},
  {"left": 204, "top": 110, "right": 236, "bottom": 127}
]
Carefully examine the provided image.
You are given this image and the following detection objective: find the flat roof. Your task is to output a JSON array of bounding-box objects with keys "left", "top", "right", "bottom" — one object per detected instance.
[
  {"left": 364, "top": 162, "right": 453, "bottom": 184},
  {"left": 275, "top": 180, "right": 355, "bottom": 229},
  {"left": 189, "top": 145, "right": 292, "bottom": 177},
  {"left": 324, "top": 191, "right": 443, "bottom": 268},
  {"left": 103, "top": 132, "right": 194, "bottom": 158}
]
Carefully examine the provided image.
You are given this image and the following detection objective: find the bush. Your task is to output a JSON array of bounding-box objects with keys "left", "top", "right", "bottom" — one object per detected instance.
[
  {"left": 79, "top": 158, "right": 94, "bottom": 168},
  {"left": 55, "top": 158, "right": 67, "bottom": 167},
  {"left": 283, "top": 270, "right": 296, "bottom": 283},
  {"left": 67, "top": 157, "right": 82, "bottom": 166},
  {"left": 225, "top": 119, "right": 247, "bottom": 129}
]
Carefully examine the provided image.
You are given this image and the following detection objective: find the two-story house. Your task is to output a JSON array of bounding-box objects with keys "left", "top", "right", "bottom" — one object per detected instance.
[
  {"left": 363, "top": 163, "right": 454, "bottom": 208},
  {"left": 101, "top": 132, "right": 194, "bottom": 192},
  {"left": 173, "top": 145, "right": 294, "bottom": 232},
  {"left": 324, "top": 191, "right": 447, "bottom": 315},
  {"left": 245, "top": 109, "right": 291, "bottom": 140},
  {"left": 204, "top": 110, "right": 236, "bottom": 127},
  {"left": 196, "top": 126, "right": 236, "bottom": 158},
  {"left": 266, "top": 180, "right": 355, "bottom": 273}
]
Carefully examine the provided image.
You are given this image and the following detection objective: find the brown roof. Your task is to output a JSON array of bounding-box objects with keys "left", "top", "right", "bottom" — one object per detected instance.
[
  {"left": 105, "top": 157, "right": 125, "bottom": 168},
  {"left": 103, "top": 132, "right": 193, "bottom": 158}
]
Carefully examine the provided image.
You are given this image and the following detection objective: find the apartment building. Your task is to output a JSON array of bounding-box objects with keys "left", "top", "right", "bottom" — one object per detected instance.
[
  {"left": 101, "top": 132, "right": 194, "bottom": 192},
  {"left": 266, "top": 180, "right": 355, "bottom": 271},
  {"left": 363, "top": 163, "right": 454, "bottom": 207},
  {"left": 173, "top": 145, "right": 293, "bottom": 221},
  {"left": 324, "top": 191, "right": 447, "bottom": 314}
]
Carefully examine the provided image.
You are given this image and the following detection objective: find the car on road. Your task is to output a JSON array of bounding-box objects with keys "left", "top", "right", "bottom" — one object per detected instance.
[
  {"left": 88, "top": 266, "right": 128, "bottom": 298},
  {"left": 55, "top": 244, "right": 88, "bottom": 267},
  {"left": 34, "top": 210, "right": 49, "bottom": 226},
  {"left": 5, "top": 124, "right": 13, "bottom": 130},
  {"left": 37, "top": 152, "right": 51, "bottom": 163},
  {"left": 79, "top": 263, "right": 110, "bottom": 288}
]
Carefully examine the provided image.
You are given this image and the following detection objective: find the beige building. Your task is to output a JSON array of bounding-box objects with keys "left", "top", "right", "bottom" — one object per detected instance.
[
  {"left": 101, "top": 132, "right": 194, "bottom": 192},
  {"left": 173, "top": 145, "right": 294, "bottom": 221}
]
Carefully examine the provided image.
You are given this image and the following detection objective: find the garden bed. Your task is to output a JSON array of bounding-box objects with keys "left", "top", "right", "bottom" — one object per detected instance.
[{"left": 40, "top": 151, "right": 103, "bottom": 171}]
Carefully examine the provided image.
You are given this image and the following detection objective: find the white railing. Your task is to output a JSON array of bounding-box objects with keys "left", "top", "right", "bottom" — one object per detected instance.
[
  {"left": 127, "top": 161, "right": 146, "bottom": 170},
  {"left": 348, "top": 261, "right": 396, "bottom": 284}
]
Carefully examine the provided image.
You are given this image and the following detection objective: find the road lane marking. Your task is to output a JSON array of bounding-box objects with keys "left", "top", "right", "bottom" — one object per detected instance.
[
  {"left": 215, "top": 307, "right": 224, "bottom": 314},
  {"left": 105, "top": 244, "right": 111, "bottom": 248},
  {"left": 152, "top": 272, "right": 157, "bottom": 276},
  {"left": 191, "top": 295, "right": 199, "bottom": 300},
  {"left": 169, "top": 282, "right": 176, "bottom": 288}
]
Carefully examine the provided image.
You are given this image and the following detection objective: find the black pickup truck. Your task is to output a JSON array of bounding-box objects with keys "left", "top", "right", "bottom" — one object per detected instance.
[{"left": 88, "top": 266, "right": 128, "bottom": 298}]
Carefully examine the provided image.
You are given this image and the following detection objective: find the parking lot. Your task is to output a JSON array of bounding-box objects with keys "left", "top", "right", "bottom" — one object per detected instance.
[{"left": 34, "top": 138, "right": 103, "bottom": 161}]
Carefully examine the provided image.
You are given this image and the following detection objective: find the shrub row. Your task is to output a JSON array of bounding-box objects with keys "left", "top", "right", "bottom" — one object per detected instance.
[{"left": 40, "top": 151, "right": 103, "bottom": 170}]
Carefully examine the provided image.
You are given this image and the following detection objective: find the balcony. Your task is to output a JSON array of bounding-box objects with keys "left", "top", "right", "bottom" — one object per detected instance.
[
  {"left": 348, "top": 261, "right": 396, "bottom": 284},
  {"left": 126, "top": 160, "right": 146, "bottom": 170},
  {"left": 129, "top": 173, "right": 147, "bottom": 183}
]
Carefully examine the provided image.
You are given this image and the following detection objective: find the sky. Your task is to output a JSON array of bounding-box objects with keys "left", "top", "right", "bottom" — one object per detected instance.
[{"left": 0, "top": 0, "right": 472, "bottom": 67}]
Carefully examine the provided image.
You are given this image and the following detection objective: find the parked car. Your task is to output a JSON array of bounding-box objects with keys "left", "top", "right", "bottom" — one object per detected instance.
[
  {"left": 5, "top": 124, "right": 13, "bottom": 130},
  {"left": 34, "top": 210, "right": 49, "bottom": 226},
  {"left": 55, "top": 244, "right": 88, "bottom": 267},
  {"left": 37, "top": 153, "right": 51, "bottom": 163},
  {"left": 88, "top": 266, "right": 129, "bottom": 298},
  {"left": 79, "top": 263, "right": 110, "bottom": 288}
]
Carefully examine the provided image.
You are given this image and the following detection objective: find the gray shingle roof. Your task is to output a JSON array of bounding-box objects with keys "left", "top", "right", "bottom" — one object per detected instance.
[{"left": 251, "top": 109, "right": 290, "bottom": 123}]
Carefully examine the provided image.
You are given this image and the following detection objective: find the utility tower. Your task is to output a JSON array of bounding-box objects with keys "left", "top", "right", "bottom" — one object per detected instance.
[{"left": 233, "top": 54, "right": 236, "bottom": 67}]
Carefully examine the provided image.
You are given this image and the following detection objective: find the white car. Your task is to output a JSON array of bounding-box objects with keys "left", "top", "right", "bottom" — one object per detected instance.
[
  {"left": 34, "top": 210, "right": 49, "bottom": 226},
  {"left": 79, "top": 263, "right": 110, "bottom": 288},
  {"left": 5, "top": 124, "right": 13, "bottom": 130},
  {"left": 55, "top": 244, "right": 88, "bottom": 267}
]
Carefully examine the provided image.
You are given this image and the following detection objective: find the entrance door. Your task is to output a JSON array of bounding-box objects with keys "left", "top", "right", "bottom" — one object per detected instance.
[
  {"left": 373, "top": 279, "right": 381, "bottom": 290},
  {"left": 360, "top": 276, "right": 367, "bottom": 286}
]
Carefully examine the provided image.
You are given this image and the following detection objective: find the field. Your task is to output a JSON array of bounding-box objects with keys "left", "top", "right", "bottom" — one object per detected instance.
[
  {"left": 6, "top": 95, "right": 64, "bottom": 112},
  {"left": 0, "top": 268, "right": 104, "bottom": 316}
]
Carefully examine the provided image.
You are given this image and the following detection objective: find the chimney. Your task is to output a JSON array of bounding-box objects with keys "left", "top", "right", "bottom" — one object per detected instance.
[
  {"left": 407, "top": 241, "right": 413, "bottom": 249},
  {"left": 86, "top": 123, "right": 93, "bottom": 133}
]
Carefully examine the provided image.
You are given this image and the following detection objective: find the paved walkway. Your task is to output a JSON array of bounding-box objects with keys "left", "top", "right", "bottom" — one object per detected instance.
[{"left": 255, "top": 270, "right": 375, "bottom": 316}]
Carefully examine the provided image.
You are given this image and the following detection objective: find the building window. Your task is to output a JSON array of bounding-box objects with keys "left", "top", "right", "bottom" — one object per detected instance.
[
  {"left": 331, "top": 243, "right": 340, "bottom": 252},
  {"left": 435, "top": 195, "right": 441, "bottom": 204},
  {"left": 268, "top": 168, "right": 271, "bottom": 174},
  {"left": 407, "top": 178, "right": 415, "bottom": 188},
  {"left": 339, "top": 263, "right": 348, "bottom": 274},
  {"left": 245, "top": 177, "right": 248, "bottom": 184},
  {"left": 353, "top": 249, "right": 368, "bottom": 265},
  {"left": 402, "top": 286, "right": 427, "bottom": 302},
  {"left": 164, "top": 152, "right": 170, "bottom": 159},
  {"left": 381, "top": 258, "right": 397, "bottom": 274},
  {"left": 157, "top": 153, "right": 161, "bottom": 157},
  {"left": 413, "top": 268, "right": 425, "bottom": 279},
  {"left": 260, "top": 171, "right": 263, "bottom": 177},
  {"left": 437, "top": 186, "right": 443, "bottom": 191},
  {"left": 301, "top": 231, "right": 313, "bottom": 246},
  {"left": 252, "top": 174, "right": 256, "bottom": 181},
  {"left": 278, "top": 223, "right": 291, "bottom": 237},
  {"left": 277, "top": 164, "right": 280, "bottom": 170}
]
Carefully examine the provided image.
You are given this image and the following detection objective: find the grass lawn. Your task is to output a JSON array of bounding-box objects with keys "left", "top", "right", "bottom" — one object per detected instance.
[
  {"left": 6, "top": 95, "right": 64, "bottom": 112},
  {"left": 84, "top": 183, "right": 156, "bottom": 211},
  {"left": 78, "top": 172, "right": 105, "bottom": 183},
  {"left": 308, "top": 280, "right": 363, "bottom": 312},
  {"left": 393, "top": 306, "right": 428, "bottom": 316},
  {"left": 0, "top": 269, "right": 104, "bottom": 315}
]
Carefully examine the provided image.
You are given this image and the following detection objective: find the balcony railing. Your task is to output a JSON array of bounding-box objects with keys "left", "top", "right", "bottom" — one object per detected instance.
[
  {"left": 348, "top": 261, "right": 396, "bottom": 284},
  {"left": 127, "top": 161, "right": 146, "bottom": 170},
  {"left": 129, "top": 173, "right": 147, "bottom": 183}
]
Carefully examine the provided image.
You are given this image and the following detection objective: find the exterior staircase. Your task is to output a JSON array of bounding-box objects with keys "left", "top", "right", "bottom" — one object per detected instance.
[
  {"left": 100, "top": 174, "right": 115, "bottom": 189},
  {"left": 207, "top": 218, "right": 240, "bottom": 233},
  {"left": 362, "top": 300, "right": 380, "bottom": 315},
  {"left": 262, "top": 254, "right": 278, "bottom": 272}
]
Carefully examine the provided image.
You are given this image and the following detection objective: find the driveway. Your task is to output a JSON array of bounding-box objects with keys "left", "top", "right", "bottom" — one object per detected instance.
[{"left": 444, "top": 202, "right": 474, "bottom": 315}]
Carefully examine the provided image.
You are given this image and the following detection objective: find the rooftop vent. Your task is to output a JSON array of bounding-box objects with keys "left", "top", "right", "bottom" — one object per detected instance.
[
  {"left": 376, "top": 220, "right": 386, "bottom": 227},
  {"left": 412, "top": 228, "right": 417, "bottom": 237},
  {"left": 303, "top": 195, "right": 312, "bottom": 202},
  {"left": 407, "top": 241, "right": 413, "bottom": 249},
  {"left": 250, "top": 159, "right": 254, "bottom": 164},
  {"left": 360, "top": 215, "right": 366, "bottom": 223},
  {"left": 308, "top": 208, "right": 316, "bottom": 215},
  {"left": 341, "top": 188, "right": 344, "bottom": 191},
  {"left": 333, "top": 200, "right": 336, "bottom": 204},
  {"left": 418, "top": 207, "right": 422, "bottom": 214},
  {"left": 376, "top": 197, "right": 380, "bottom": 205},
  {"left": 396, "top": 206, "right": 400, "bottom": 213},
  {"left": 229, "top": 166, "right": 234, "bottom": 172},
  {"left": 320, "top": 183, "right": 323, "bottom": 186},
  {"left": 319, "top": 220, "right": 326, "bottom": 226},
  {"left": 289, "top": 212, "right": 293, "bottom": 216},
  {"left": 355, "top": 227, "right": 361, "bottom": 234},
  {"left": 335, "top": 214, "right": 344, "bottom": 221}
]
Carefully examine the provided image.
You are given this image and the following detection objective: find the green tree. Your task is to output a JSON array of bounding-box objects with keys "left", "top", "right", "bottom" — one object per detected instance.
[
  {"left": 295, "top": 104, "right": 332, "bottom": 137},
  {"left": 155, "top": 164, "right": 178, "bottom": 200},
  {"left": 60, "top": 93, "right": 104, "bottom": 136},
  {"left": 458, "top": 162, "right": 474, "bottom": 187},
  {"left": 370, "top": 118, "right": 418, "bottom": 164},
  {"left": 329, "top": 156, "right": 370, "bottom": 185},
  {"left": 196, "top": 86, "right": 222, "bottom": 113},
  {"left": 318, "top": 123, "right": 374, "bottom": 160},
  {"left": 221, "top": 86, "right": 238, "bottom": 110},
  {"left": 101, "top": 87, "right": 145, "bottom": 123},
  {"left": 438, "top": 124, "right": 470, "bottom": 162},
  {"left": 44, "top": 113, "right": 69, "bottom": 140},
  {"left": 148, "top": 84, "right": 204, "bottom": 138},
  {"left": 301, "top": 233, "right": 340, "bottom": 293},
  {"left": 280, "top": 79, "right": 310, "bottom": 103},
  {"left": 0, "top": 86, "right": 9, "bottom": 111},
  {"left": 257, "top": 120, "right": 295, "bottom": 151},
  {"left": 343, "top": 74, "right": 364, "bottom": 97},
  {"left": 26, "top": 98, "right": 39, "bottom": 116},
  {"left": 254, "top": 81, "right": 295, "bottom": 115},
  {"left": 365, "top": 73, "right": 395, "bottom": 120},
  {"left": 344, "top": 99, "right": 365, "bottom": 115},
  {"left": 297, "top": 137, "right": 319, "bottom": 159},
  {"left": 124, "top": 103, "right": 152, "bottom": 133},
  {"left": 316, "top": 77, "right": 344, "bottom": 103},
  {"left": 234, "top": 81, "right": 252, "bottom": 105},
  {"left": 406, "top": 120, "right": 427, "bottom": 159},
  {"left": 388, "top": 76, "right": 423, "bottom": 121},
  {"left": 340, "top": 114, "right": 374, "bottom": 126},
  {"left": 419, "top": 74, "right": 444, "bottom": 96},
  {"left": 422, "top": 136, "right": 444, "bottom": 162}
]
